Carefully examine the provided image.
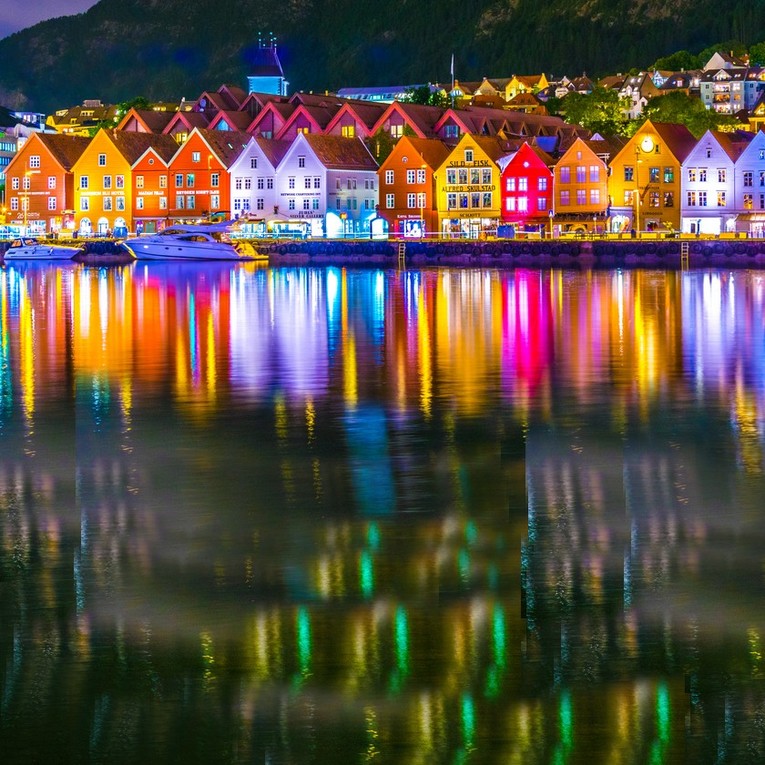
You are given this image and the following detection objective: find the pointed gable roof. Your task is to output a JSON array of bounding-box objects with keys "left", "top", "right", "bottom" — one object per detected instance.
[
  {"left": 252, "top": 136, "right": 292, "bottom": 169},
  {"left": 324, "top": 101, "right": 388, "bottom": 136},
  {"left": 33, "top": 132, "right": 91, "bottom": 170},
  {"left": 162, "top": 110, "right": 210, "bottom": 135},
  {"left": 388, "top": 135, "right": 451, "bottom": 171},
  {"left": 108, "top": 131, "right": 181, "bottom": 165},
  {"left": 247, "top": 100, "right": 297, "bottom": 134},
  {"left": 372, "top": 101, "right": 445, "bottom": 138},
  {"left": 194, "top": 128, "right": 251, "bottom": 168},
  {"left": 300, "top": 134, "right": 378, "bottom": 170},
  {"left": 650, "top": 121, "right": 698, "bottom": 163},
  {"left": 116, "top": 108, "right": 176, "bottom": 133},
  {"left": 208, "top": 110, "right": 254, "bottom": 132}
]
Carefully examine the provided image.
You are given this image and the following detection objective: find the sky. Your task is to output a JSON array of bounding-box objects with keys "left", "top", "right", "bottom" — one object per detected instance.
[{"left": 0, "top": 0, "right": 98, "bottom": 40}]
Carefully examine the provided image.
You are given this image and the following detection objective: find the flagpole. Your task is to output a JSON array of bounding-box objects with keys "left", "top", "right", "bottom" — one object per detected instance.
[{"left": 450, "top": 53, "right": 455, "bottom": 108}]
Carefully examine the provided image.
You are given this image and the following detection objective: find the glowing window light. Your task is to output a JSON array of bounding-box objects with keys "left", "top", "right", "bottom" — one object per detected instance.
[
  {"left": 359, "top": 550, "right": 374, "bottom": 599},
  {"left": 395, "top": 606, "right": 409, "bottom": 674},
  {"left": 366, "top": 522, "right": 380, "bottom": 551},
  {"left": 461, "top": 693, "right": 476, "bottom": 749},
  {"left": 296, "top": 606, "right": 311, "bottom": 676},
  {"left": 656, "top": 681, "right": 670, "bottom": 744}
]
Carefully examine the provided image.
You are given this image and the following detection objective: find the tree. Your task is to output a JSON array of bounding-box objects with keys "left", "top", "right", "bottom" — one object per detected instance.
[
  {"left": 640, "top": 91, "right": 739, "bottom": 137},
  {"left": 653, "top": 50, "right": 701, "bottom": 71},
  {"left": 400, "top": 85, "right": 449, "bottom": 108},
  {"left": 749, "top": 41, "right": 765, "bottom": 65},
  {"left": 558, "top": 86, "right": 631, "bottom": 136}
]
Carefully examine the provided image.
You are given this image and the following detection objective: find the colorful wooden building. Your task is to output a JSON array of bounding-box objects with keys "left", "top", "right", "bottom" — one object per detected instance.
[
  {"left": 165, "top": 128, "right": 250, "bottom": 222},
  {"left": 607, "top": 120, "right": 696, "bottom": 233},
  {"left": 378, "top": 135, "right": 450, "bottom": 237},
  {"left": 5, "top": 132, "right": 89, "bottom": 235},
  {"left": 433, "top": 134, "right": 506, "bottom": 238},
  {"left": 500, "top": 142, "right": 554, "bottom": 234}
]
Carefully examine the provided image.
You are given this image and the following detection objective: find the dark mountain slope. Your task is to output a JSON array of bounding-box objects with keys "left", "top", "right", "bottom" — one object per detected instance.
[{"left": 1, "top": 0, "right": 764, "bottom": 112}]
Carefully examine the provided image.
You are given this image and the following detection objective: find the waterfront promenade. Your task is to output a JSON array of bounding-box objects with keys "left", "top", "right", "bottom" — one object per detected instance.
[{"left": 4, "top": 235, "right": 765, "bottom": 268}]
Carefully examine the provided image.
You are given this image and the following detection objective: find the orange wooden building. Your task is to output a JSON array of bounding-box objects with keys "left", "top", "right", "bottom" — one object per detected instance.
[
  {"left": 5, "top": 132, "right": 89, "bottom": 235},
  {"left": 378, "top": 135, "right": 450, "bottom": 237},
  {"left": 166, "top": 128, "right": 249, "bottom": 221}
]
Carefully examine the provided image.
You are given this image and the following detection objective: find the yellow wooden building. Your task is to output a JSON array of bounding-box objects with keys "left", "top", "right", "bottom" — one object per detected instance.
[
  {"left": 606, "top": 120, "right": 696, "bottom": 233},
  {"left": 433, "top": 134, "right": 505, "bottom": 238}
]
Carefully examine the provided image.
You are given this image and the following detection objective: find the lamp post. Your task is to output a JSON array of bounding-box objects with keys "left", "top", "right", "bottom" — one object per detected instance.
[
  {"left": 633, "top": 145, "right": 641, "bottom": 236},
  {"left": 548, "top": 209, "right": 554, "bottom": 239},
  {"left": 419, "top": 163, "right": 427, "bottom": 238},
  {"left": 23, "top": 168, "right": 40, "bottom": 236}
]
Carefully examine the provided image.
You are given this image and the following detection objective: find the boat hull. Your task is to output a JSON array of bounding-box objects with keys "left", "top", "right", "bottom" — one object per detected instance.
[
  {"left": 123, "top": 239, "right": 255, "bottom": 261},
  {"left": 4, "top": 244, "right": 83, "bottom": 261}
]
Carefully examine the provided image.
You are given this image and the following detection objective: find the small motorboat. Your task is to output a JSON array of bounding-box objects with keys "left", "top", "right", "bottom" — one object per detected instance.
[
  {"left": 122, "top": 221, "right": 262, "bottom": 261},
  {"left": 3, "top": 237, "right": 85, "bottom": 261}
]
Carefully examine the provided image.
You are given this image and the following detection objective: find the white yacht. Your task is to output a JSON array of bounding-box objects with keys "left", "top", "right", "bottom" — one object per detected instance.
[
  {"left": 4, "top": 237, "right": 85, "bottom": 261},
  {"left": 122, "top": 222, "right": 263, "bottom": 261}
]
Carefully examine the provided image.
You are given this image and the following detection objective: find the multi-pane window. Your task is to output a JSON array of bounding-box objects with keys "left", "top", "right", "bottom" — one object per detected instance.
[
  {"left": 538, "top": 177, "right": 548, "bottom": 191},
  {"left": 717, "top": 191, "right": 726, "bottom": 206},
  {"left": 235, "top": 178, "right": 243, "bottom": 190},
  {"left": 385, "top": 170, "right": 394, "bottom": 184},
  {"left": 192, "top": 151, "right": 200, "bottom": 163},
  {"left": 417, "top": 192, "right": 426, "bottom": 208},
  {"left": 186, "top": 195, "right": 195, "bottom": 209},
  {"left": 687, "top": 169, "right": 696, "bottom": 182},
  {"left": 407, "top": 193, "right": 416, "bottom": 208},
  {"left": 406, "top": 169, "right": 416, "bottom": 184},
  {"left": 386, "top": 193, "right": 394, "bottom": 208},
  {"left": 288, "top": 177, "right": 295, "bottom": 189},
  {"left": 48, "top": 176, "right": 56, "bottom": 189},
  {"left": 211, "top": 175, "right": 219, "bottom": 188},
  {"left": 560, "top": 190, "right": 570, "bottom": 206},
  {"left": 537, "top": 197, "right": 547, "bottom": 211},
  {"left": 28, "top": 155, "right": 40, "bottom": 168},
  {"left": 744, "top": 171, "right": 753, "bottom": 187},
  {"left": 116, "top": 197, "right": 125, "bottom": 211},
  {"left": 47, "top": 197, "right": 56, "bottom": 211},
  {"left": 305, "top": 177, "right": 312, "bottom": 189},
  {"left": 698, "top": 191, "right": 707, "bottom": 206},
  {"left": 116, "top": 175, "right": 124, "bottom": 189},
  {"left": 256, "top": 198, "right": 264, "bottom": 210},
  {"left": 175, "top": 174, "right": 184, "bottom": 187},
  {"left": 186, "top": 174, "right": 195, "bottom": 188},
  {"left": 663, "top": 167, "right": 674, "bottom": 183},
  {"left": 136, "top": 197, "right": 144, "bottom": 210},
  {"left": 576, "top": 166, "right": 586, "bottom": 183},
  {"left": 648, "top": 191, "right": 659, "bottom": 207},
  {"left": 80, "top": 176, "right": 89, "bottom": 189},
  {"left": 687, "top": 191, "right": 696, "bottom": 205},
  {"left": 664, "top": 192, "right": 674, "bottom": 207},
  {"left": 718, "top": 169, "right": 726, "bottom": 183},
  {"left": 417, "top": 169, "right": 426, "bottom": 183},
  {"left": 103, "top": 197, "right": 112, "bottom": 211},
  {"left": 298, "top": 156, "right": 306, "bottom": 168},
  {"left": 560, "top": 167, "right": 571, "bottom": 183},
  {"left": 576, "top": 189, "right": 586, "bottom": 205},
  {"left": 159, "top": 175, "right": 167, "bottom": 188},
  {"left": 649, "top": 167, "right": 660, "bottom": 183},
  {"left": 590, "top": 189, "right": 600, "bottom": 205},
  {"left": 744, "top": 193, "right": 753, "bottom": 209},
  {"left": 250, "top": 157, "right": 258, "bottom": 169},
  {"left": 98, "top": 154, "right": 107, "bottom": 166},
  {"left": 518, "top": 178, "right": 528, "bottom": 191},
  {"left": 589, "top": 166, "right": 600, "bottom": 182},
  {"left": 698, "top": 169, "right": 707, "bottom": 182}
]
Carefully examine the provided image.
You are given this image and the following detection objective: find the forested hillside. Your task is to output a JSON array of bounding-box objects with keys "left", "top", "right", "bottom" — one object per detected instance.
[{"left": 1, "top": 0, "right": 765, "bottom": 112}]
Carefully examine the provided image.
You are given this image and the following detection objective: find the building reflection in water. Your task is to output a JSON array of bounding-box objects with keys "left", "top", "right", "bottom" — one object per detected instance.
[{"left": 0, "top": 263, "right": 764, "bottom": 762}]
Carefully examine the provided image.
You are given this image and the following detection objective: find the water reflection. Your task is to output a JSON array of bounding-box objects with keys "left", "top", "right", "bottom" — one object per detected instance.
[{"left": 1, "top": 263, "right": 765, "bottom": 762}]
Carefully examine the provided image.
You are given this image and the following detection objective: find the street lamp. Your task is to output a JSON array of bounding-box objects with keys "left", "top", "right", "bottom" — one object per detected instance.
[
  {"left": 548, "top": 209, "right": 554, "bottom": 239},
  {"left": 23, "top": 168, "right": 40, "bottom": 236},
  {"left": 419, "top": 163, "right": 427, "bottom": 238}
]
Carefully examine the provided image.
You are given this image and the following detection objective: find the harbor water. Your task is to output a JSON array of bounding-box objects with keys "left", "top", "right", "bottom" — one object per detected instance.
[{"left": 1, "top": 261, "right": 764, "bottom": 763}]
